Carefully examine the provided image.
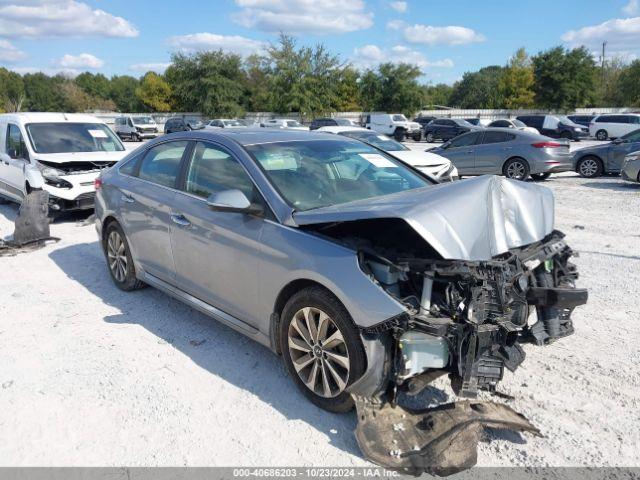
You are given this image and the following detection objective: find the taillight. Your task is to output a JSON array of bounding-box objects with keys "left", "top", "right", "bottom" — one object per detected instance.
[
  {"left": 532, "top": 141, "right": 563, "bottom": 148},
  {"left": 94, "top": 178, "right": 102, "bottom": 190}
]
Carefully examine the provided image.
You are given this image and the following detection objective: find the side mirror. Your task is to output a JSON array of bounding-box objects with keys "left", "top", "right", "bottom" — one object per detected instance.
[
  {"left": 7, "top": 148, "right": 18, "bottom": 159},
  {"left": 206, "top": 189, "right": 263, "bottom": 215}
]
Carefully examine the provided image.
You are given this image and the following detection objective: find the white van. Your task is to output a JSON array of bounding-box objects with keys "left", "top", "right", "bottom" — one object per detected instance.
[
  {"left": 114, "top": 115, "right": 159, "bottom": 141},
  {"left": 589, "top": 114, "right": 640, "bottom": 140},
  {"left": 0, "top": 113, "right": 128, "bottom": 212},
  {"left": 365, "top": 113, "right": 422, "bottom": 141}
]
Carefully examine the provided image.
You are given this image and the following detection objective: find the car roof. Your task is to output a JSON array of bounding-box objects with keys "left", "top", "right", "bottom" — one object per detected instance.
[
  {"left": 0, "top": 112, "right": 105, "bottom": 124},
  {"left": 460, "top": 127, "right": 543, "bottom": 139},
  {"left": 163, "top": 128, "right": 349, "bottom": 146},
  {"left": 317, "top": 126, "right": 369, "bottom": 134}
]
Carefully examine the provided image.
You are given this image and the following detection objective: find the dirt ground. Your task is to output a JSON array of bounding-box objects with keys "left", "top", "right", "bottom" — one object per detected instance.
[{"left": 0, "top": 141, "right": 639, "bottom": 468}]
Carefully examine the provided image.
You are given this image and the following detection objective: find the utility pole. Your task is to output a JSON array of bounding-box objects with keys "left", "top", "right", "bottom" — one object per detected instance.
[{"left": 601, "top": 41, "right": 607, "bottom": 90}]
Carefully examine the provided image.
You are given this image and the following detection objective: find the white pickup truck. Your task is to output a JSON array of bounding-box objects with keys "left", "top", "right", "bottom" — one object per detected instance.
[{"left": 365, "top": 113, "right": 422, "bottom": 141}]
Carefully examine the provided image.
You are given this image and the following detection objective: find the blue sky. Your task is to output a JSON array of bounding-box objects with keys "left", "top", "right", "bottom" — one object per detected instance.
[{"left": 1, "top": 0, "right": 639, "bottom": 84}]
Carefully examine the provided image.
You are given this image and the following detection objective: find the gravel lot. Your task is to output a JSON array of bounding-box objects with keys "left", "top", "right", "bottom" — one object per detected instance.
[{"left": 0, "top": 139, "right": 639, "bottom": 469}]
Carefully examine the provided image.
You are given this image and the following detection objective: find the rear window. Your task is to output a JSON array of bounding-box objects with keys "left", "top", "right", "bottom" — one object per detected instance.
[
  {"left": 138, "top": 141, "right": 188, "bottom": 188},
  {"left": 26, "top": 122, "right": 124, "bottom": 154}
]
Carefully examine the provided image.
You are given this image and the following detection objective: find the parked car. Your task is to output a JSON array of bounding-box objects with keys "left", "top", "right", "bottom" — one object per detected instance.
[
  {"left": 262, "top": 118, "right": 309, "bottom": 131},
  {"left": 207, "top": 119, "right": 247, "bottom": 129},
  {"left": 95, "top": 128, "right": 585, "bottom": 472},
  {"left": 516, "top": 115, "right": 588, "bottom": 141},
  {"left": 309, "top": 118, "right": 357, "bottom": 130},
  {"left": 572, "top": 128, "right": 640, "bottom": 178},
  {"left": 413, "top": 115, "right": 437, "bottom": 128},
  {"left": 487, "top": 118, "right": 539, "bottom": 134},
  {"left": 423, "top": 118, "right": 479, "bottom": 143},
  {"left": 318, "top": 126, "right": 458, "bottom": 181},
  {"left": 567, "top": 114, "right": 596, "bottom": 128},
  {"left": 464, "top": 118, "right": 491, "bottom": 127},
  {"left": 365, "top": 113, "right": 422, "bottom": 141},
  {"left": 621, "top": 151, "right": 640, "bottom": 183},
  {"left": 164, "top": 116, "right": 204, "bottom": 134},
  {"left": 114, "top": 115, "right": 159, "bottom": 142},
  {"left": 0, "top": 112, "right": 127, "bottom": 212},
  {"left": 588, "top": 114, "right": 640, "bottom": 141},
  {"left": 429, "top": 128, "right": 573, "bottom": 181}
]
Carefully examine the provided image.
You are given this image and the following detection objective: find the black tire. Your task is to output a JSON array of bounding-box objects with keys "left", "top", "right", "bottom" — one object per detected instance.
[
  {"left": 103, "top": 222, "right": 145, "bottom": 291},
  {"left": 530, "top": 172, "right": 551, "bottom": 181},
  {"left": 425, "top": 132, "right": 435, "bottom": 143},
  {"left": 595, "top": 129, "right": 608, "bottom": 141},
  {"left": 503, "top": 157, "right": 530, "bottom": 181},
  {"left": 576, "top": 156, "right": 603, "bottom": 178},
  {"left": 280, "top": 286, "right": 366, "bottom": 413},
  {"left": 412, "top": 132, "right": 422, "bottom": 142},
  {"left": 393, "top": 129, "right": 405, "bottom": 142},
  {"left": 561, "top": 131, "right": 573, "bottom": 140}
]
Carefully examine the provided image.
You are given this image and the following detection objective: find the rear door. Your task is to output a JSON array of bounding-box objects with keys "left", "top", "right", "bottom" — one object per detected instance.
[
  {"left": 170, "top": 140, "right": 266, "bottom": 324},
  {"left": 473, "top": 131, "right": 517, "bottom": 174},
  {"left": 439, "top": 131, "right": 481, "bottom": 174},
  {"left": 0, "top": 123, "right": 29, "bottom": 200},
  {"left": 118, "top": 140, "right": 190, "bottom": 282}
]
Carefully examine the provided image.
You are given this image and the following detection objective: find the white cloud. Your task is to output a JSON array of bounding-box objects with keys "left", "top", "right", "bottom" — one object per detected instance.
[
  {"left": 562, "top": 17, "right": 640, "bottom": 54},
  {"left": 623, "top": 0, "right": 639, "bottom": 15},
  {"left": 56, "top": 53, "right": 103, "bottom": 69},
  {"left": 232, "top": 0, "right": 373, "bottom": 35},
  {"left": 0, "top": 0, "right": 138, "bottom": 38},
  {"left": 352, "top": 44, "right": 454, "bottom": 70},
  {"left": 389, "top": 1, "right": 407, "bottom": 13},
  {"left": 0, "top": 38, "right": 25, "bottom": 62},
  {"left": 168, "top": 32, "right": 266, "bottom": 56},
  {"left": 387, "top": 19, "right": 406, "bottom": 30},
  {"left": 403, "top": 24, "right": 486, "bottom": 46},
  {"left": 129, "top": 62, "right": 171, "bottom": 74}
]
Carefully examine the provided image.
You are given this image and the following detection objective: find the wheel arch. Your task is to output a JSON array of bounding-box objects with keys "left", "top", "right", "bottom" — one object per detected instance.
[
  {"left": 576, "top": 153, "right": 603, "bottom": 169},
  {"left": 502, "top": 155, "right": 530, "bottom": 174}
]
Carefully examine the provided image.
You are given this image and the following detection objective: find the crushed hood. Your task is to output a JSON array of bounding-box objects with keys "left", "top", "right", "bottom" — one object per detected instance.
[{"left": 292, "top": 175, "right": 554, "bottom": 261}]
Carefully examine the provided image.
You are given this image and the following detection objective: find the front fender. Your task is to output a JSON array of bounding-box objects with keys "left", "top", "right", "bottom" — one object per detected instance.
[{"left": 24, "top": 164, "right": 45, "bottom": 190}]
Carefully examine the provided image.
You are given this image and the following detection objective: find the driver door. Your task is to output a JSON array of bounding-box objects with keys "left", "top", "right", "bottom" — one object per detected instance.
[
  {"left": 0, "top": 123, "right": 29, "bottom": 201},
  {"left": 610, "top": 131, "right": 640, "bottom": 172},
  {"left": 170, "top": 141, "right": 267, "bottom": 325},
  {"left": 440, "top": 132, "right": 481, "bottom": 174}
]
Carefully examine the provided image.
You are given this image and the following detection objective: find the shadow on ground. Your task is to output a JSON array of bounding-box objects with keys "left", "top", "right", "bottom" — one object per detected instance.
[{"left": 47, "top": 240, "right": 448, "bottom": 459}]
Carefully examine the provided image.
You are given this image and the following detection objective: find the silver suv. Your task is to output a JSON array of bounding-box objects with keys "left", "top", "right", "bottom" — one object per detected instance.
[{"left": 95, "top": 129, "right": 586, "bottom": 473}]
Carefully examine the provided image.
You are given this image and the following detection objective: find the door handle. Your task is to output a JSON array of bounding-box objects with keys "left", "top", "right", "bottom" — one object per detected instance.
[
  {"left": 170, "top": 213, "right": 191, "bottom": 227},
  {"left": 121, "top": 194, "right": 135, "bottom": 203}
]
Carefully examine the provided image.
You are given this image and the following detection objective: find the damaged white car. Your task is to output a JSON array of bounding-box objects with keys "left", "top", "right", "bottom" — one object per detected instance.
[{"left": 94, "top": 130, "right": 587, "bottom": 475}]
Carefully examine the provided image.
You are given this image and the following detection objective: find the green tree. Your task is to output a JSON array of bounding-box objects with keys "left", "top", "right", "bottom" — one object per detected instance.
[
  {"left": 422, "top": 83, "right": 454, "bottom": 108},
  {"left": 499, "top": 48, "right": 535, "bottom": 109},
  {"left": 75, "top": 72, "right": 111, "bottom": 100},
  {"left": 136, "top": 72, "right": 172, "bottom": 112},
  {"left": 358, "top": 69, "right": 382, "bottom": 112},
  {"left": 333, "top": 66, "right": 361, "bottom": 111},
  {"left": 617, "top": 60, "right": 640, "bottom": 107},
  {"left": 166, "top": 50, "right": 245, "bottom": 116},
  {"left": 0, "top": 68, "right": 25, "bottom": 112},
  {"left": 376, "top": 63, "right": 424, "bottom": 116},
  {"left": 109, "top": 75, "right": 142, "bottom": 112},
  {"left": 450, "top": 66, "right": 505, "bottom": 108},
  {"left": 532, "top": 46, "right": 596, "bottom": 110},
  {"left": 242, "top": 54, "right": 271, "bottom": 112},
  {"left": 23, "top": 73, "right": 67, "bottom": 111}
]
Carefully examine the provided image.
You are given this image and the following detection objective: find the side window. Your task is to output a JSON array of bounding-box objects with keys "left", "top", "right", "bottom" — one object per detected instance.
[
  {"left": 481, "top": 131, "right": 514, "bottom": 144},
  {"left": 127, "top": 118, "right": 134, "bottom": 127},
  {"left": 632, "top": 116, "right": 640, "bottom": 125},
  {"left": 492, "top": 120, "right": 510, "bottom": 127},
  {"left": 448, "top": 132, "right": 479, "bottom": 148},
  {"left": 184, "top": 142, "right": 256, "bottom": 201},
  {"left": 138, "top": 141, "right": 188, "bottom": 188},
  {"left": 119, "top": 150, "right": 145, "bottom": 176},
  {"left": 6, "top": 124, "right": 29, "bottom": 160}
]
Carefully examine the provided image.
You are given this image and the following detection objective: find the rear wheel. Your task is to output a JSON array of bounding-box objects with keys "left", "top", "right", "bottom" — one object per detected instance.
[
  {"left": 561, "top": 131, "right": 573, "bottom": 140},
  {"left": 577, "top": 156, "right": 603, "bottom": 178},
  {"left": 412, "top": 132, "right": 422, "bottom": 141},
  {"left": 503, "top": 157, "right": 530, "bottom": 181},
  {"left": 531, "top": 172, "right": 551, "bottom": 181},
  {"left": 595, "top": 129, "right": 608, "bottom": 141},
  {"left": 104, "top": 222, "right": 145, "bottom": 291},
  {"left": 280, "top": 286, "right": 365, "bottom": 413},
  {"left": 425, "top": 132, "right": 435, "bottom": 143}
]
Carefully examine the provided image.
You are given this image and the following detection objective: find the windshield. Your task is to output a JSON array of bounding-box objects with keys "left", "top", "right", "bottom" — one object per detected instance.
[
  {"left": 392, "top": 114, "right": 408, "bottom": 122},
  {"left": 224, "top": 120, "right": 245, "bottom": 127},
  {"left": 286, "top": 120, "right": 303, "bottom": 127},
  {"left": 622, "top": 129, "right": 640, "bottom": 141},
  {"left": 26, "top": 123, "right": 124, "bottom": 153},
  {"left": 512, "top": 119, "right": 526, "bottom": 128},
  {"left": 245, "top": 139, "right": 430, "bottom": 211},
  {"left": 558, "top": 116, "right": 579, "bottom": 127},
  {"left": 340, "top": 131, "right": 409, "bottom": 152},
  {"left": 454, "top": 119, "right": 475, "bottom": 127},
  {"left": 335, "top": 118, "right": 353, "bottom": 126},
  {"left": 133, "top": 117, "right": 154, "bottom": 125}
]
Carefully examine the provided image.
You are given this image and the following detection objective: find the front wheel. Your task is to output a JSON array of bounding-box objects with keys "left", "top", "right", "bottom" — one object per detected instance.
[
  {"left": 595, "top": 129, "right": 608, "bottom": 141},
  {"left": 425, "top": 132, "right": 435, "bottom": 143},
  {"left": 280, "top": 286, "right": 366, "bottom": 413},
  {"left": 394, "top": 129, "right": 405, "bottom": 142},
  {"left": 530, "top": 172, "right": 551, "bottom": 181},
  {"left": 412, "top": 132, "right": 422, "bottom": 141},
  {"left": 577, "top": 156, "right": 603, "bottom": 178},
  {"left": 561, "top": 131, "right": 573, "bottom": 140},
  {"left": 503, "top": 158, "right": 530, "bottom": 181}
]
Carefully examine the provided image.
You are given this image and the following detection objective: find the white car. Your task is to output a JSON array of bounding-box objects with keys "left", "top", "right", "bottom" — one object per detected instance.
[
  {"left": 206, "top": 119, "right": 247, "bottom": 129},
  {"left": 318, "top": 126, "right": 458, "bottom": 182},
  {"left": 0, "top": 113, "right": 128, "bottom": 212},
  {"left": 589, "top": 114, "right": 640, "bottom": 140},
  {"left": 365, "top": 113, "right": 422, "bottom": 141},
  {"left": 487, "top": 118, "right": 539, "bottom": 135},
  {"left": 261, "top": 119, "right": 309, "bottom": 131}
]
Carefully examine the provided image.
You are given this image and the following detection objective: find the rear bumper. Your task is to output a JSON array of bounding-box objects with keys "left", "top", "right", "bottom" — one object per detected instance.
[{"left": 536, "top": 158, "right": 574, "bottom": 173}]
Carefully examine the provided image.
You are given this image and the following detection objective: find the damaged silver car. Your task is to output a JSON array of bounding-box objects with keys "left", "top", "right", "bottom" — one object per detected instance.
[{"left": 94, "top": 130, "right": 587, "bottom": 475}]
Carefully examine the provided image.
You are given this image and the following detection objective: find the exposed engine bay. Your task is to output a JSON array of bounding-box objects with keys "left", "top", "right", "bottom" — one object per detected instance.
[{"left": 304, "top": 217, "right": 587, "bottom": 475}]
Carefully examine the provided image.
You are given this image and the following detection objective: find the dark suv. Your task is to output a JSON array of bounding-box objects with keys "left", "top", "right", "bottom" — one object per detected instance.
[
  {"left": 516, "top": 115, "right": 588, "bottom": 141},
  {"left": 423, "top": 118, "right": 478, "bottom": 142},
  {"left": 164, "top": 116, "right": 204, "bottom": 134}
]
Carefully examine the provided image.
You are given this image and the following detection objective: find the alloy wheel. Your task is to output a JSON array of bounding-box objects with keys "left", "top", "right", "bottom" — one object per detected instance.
[
  {"left": 107, "top": 230, "right": 128, "bottom": 283},
  {"left": 506, "top": 161, "right": 526, "bottom": 180},
  {"left": 287, "top": 307, "right": 350, "bottom": 398},
  {"left": 579, "top": 158, "right": 599, "bottom": 177}
]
